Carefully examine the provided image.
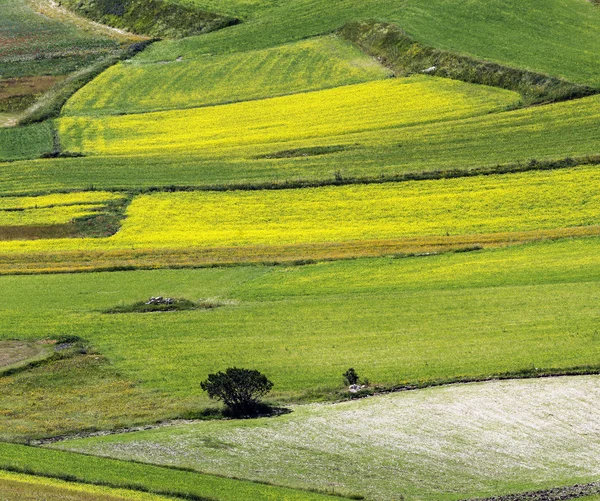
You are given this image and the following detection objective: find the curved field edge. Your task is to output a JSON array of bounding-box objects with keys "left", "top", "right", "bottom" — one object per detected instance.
[
  {"left": 52, "top": 376, "right": 600, "bottom": 501},
  {"left": 0, "top": 443, "right": 357, "bottom": 501}
]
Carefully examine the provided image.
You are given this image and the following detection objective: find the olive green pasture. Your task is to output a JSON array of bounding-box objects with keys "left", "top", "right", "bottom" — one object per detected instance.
[
  {"left": 0, "top": 444, "right": 351, "bottom": 501},
  {"left": 1, "top": 237, "right": 600, "bottom": 441},
  {"left": 0, "top": 123, "right": 54, "bottom": 161}
]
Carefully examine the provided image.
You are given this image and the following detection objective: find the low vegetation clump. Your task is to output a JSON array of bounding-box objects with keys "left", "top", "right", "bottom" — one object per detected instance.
[{"left": 104, "top": 297, "right": 222, "bottom": 314}]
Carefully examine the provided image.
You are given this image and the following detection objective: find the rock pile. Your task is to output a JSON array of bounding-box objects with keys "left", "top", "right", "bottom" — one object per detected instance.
[{"left": 146, "top": 296, "right": 174, "bottom": 305}]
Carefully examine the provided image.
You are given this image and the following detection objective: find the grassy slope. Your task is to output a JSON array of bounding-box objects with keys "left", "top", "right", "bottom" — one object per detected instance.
[
  {"left": 63, "top": 36, "right": 391, "bottom": 116},
  {"left": 0, "top": 471, "right": 179, "bottom": 501},
  {"left": 0, "top": 444, "right": 352, "bottom": 501},
  {"left": 0, "top": 0, "right": 119, "bottom": 78},
  {"left": 55, "top": 376, "right": 600, "bottom": 501},
  {"left": 0, "top": 237, "right": 600, "bottom": 412},
  {"left": 139, "top": 0, "right": 600, "bottom": 87}
]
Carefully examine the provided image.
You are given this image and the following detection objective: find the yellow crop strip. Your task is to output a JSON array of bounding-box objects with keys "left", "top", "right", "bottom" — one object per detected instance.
[
  {"left": 0, "top": 192, "right": 122, "bottom": 210},
  {"left": 63, "top": 36, "right": 392, "bottom": 117},
  {"left": 0, "top": 166, "right": 599, "bottom": 259},
  {"left": 0, "top": 204, "right": 107, "bottom": 227},
  {"left": 58, "top": 77, "right": 519, "bottom": 156}
]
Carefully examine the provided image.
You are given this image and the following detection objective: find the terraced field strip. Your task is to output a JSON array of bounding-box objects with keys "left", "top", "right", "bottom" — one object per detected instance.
[
  {"left": 0, "top": 165, "right": 599, "bottom": 269},
  {"left": 0, "top": 470, "right": 179, "bottom": 501},
  {"left": 58, "top": 77, "right": 519, "bottom": 156},
  {"left": 54, "top": 376, "right": 600, "bottom": 501},
  {"left": 139, "top": 0, "right": 600, "bottom": 87},
  {"left": 2, "top": 236, "right": 600, "bottom": 437},
  {"left": 0, "top": 0, "right": 120, "bottom": 78},
  {"left": 63, "top": 35, "right": 392, "bottom": 116},
  {"left": 4, "top": 90, "right": 600, "bottom": 193},
  {"left": 0, "top": 443, "right": 356, "bottom": 501}
]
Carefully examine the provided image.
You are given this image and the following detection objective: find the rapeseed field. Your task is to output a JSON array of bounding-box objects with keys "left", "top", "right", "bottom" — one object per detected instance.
[
  {"left": 63, "top": 36, "right": 392, "bottom": 116},
  {"left": 58, "top": 77, "right": 519, "bottom": 156}
]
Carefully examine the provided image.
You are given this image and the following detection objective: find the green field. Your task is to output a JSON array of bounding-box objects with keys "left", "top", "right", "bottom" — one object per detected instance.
[
  {"left": 55, "top": 376, "right": 600, "bottom": 501},
  {"left": 2, "top": 0, "right": 600, "bottom": 498},
  {"left": 0, "top": 122, "right": 54, "bottom": 161},
  {"left": 0, "top": 443, "right": 352, "bottom": 501},
  {"left": 138, "top": 0, "right": 600, "bottom": 87},
  {"left": 1, "top": 236, "right": 600, "bottom": 440},
  {"left": 63, "top": 36, "right": 391, "bottom": 116}
]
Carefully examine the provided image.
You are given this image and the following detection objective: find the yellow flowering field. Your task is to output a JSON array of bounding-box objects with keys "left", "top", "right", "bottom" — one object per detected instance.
[
  {"left": 0, "top": 166, "right": 599, "bottom": 262},
  {"left": 0, "top": 191, "right": 122, "bottom": 210},
  {"left": 0, "top": 204, "right": 109, "bottom": 227},
  {"left": 58, "top": 77, "right": 519, "bottom": 156},
  {"left": 0, "top": 192, "right": 124, "bottom": 227},
  {"left": 63, "top": 36, "right": 392, "bottom": 117}
]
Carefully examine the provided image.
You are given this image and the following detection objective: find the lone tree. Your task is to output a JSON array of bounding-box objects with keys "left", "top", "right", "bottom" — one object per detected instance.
[
  {"left": 200, "top": 367, "right": 274, "bottom": 416},
  {"left": 343, "top": 367, "right": 360, "bottom": 386}
]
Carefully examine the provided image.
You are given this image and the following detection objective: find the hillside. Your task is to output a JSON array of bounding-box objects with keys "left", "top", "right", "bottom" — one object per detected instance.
[{"left": 1, "top": 0, "right": 600, "bottom": 500}]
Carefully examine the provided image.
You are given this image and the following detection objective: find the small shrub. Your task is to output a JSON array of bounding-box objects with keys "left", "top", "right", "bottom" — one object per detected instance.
[
  {"left": 200, "top": 367, "right": 274, "bottom": 416},
  {"left": 343, "top": 368, "right": 360, "bottom": 386}
]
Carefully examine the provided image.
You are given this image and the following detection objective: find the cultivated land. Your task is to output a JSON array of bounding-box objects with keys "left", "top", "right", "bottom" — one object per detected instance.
[
  {"left": 2, "top": 0, "right": 600, "bottom": 498},
  {"left": 2, "top": 237, "right": 600, "bottom": 441},
  {"left": 55, "top": 376, "right": 600, "bottom": 501}
]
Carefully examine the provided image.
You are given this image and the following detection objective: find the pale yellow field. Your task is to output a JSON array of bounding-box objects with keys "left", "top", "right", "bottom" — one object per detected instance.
[
  {"left": 0, "top": 166, "right": 599, "bottom": 257},
  {"left": 58, "top": 77, "right": 520, "bottom": 156}
]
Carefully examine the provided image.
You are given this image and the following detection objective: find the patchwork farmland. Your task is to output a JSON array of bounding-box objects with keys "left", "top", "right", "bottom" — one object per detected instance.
[{"left": 1, "top": 0, "right": 600, "bottom": 500}]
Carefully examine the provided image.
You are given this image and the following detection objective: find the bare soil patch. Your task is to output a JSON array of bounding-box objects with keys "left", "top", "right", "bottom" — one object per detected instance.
[{"left": 0, "top": 340, "right": 52, "bottom": 369}]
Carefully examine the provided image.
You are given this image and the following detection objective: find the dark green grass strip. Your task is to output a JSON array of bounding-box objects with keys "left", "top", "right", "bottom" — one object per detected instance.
[{"left": 0, "top": 443, "right": 357, "bottom": 501}]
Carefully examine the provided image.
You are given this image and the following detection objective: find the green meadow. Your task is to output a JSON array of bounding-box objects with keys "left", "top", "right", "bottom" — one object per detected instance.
[{"left": 2, "top": 237, "right": 600, "bottom": 440}]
